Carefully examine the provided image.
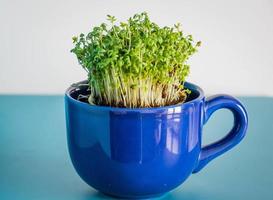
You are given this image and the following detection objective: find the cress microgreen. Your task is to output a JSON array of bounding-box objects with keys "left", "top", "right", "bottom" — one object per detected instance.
[{"left": 71, "top": 12, "right": 201, "bottom": 108}]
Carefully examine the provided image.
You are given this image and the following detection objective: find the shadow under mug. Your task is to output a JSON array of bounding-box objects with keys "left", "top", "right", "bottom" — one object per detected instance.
[{"left": 65, "top": 81, "right": 248, "bottom": 199}]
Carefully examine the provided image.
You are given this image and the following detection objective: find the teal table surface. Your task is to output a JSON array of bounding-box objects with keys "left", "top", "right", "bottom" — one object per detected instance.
[{"left": 0, "top": 96, "right": 273, "bottom": 200}]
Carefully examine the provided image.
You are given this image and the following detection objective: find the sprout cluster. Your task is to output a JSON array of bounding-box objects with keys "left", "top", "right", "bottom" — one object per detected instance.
[{"left": 71, "top": 12, "right": 200, "bottom": 108}]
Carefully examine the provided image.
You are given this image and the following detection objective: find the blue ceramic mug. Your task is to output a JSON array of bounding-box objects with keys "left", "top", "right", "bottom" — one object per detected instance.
[{"left": 65, "top": 81, "right": 248, "bottom": 199}]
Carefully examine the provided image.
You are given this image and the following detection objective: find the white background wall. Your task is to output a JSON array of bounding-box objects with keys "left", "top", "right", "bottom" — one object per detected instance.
[{"left": 0, "top": 0, "right": 272, "bottom": 96}]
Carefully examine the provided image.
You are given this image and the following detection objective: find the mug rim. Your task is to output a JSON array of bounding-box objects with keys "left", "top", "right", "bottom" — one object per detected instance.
[{"left": 65, "top": 80, "right": 204, "bottom": 112}]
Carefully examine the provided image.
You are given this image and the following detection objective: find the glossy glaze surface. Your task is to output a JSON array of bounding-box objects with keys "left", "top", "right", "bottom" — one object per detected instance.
[{"left": 65, "top": 81, "right": 248, "bottom": 199}]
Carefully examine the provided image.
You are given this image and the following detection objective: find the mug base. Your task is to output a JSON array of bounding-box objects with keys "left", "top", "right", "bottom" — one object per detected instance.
[{"left": 101, "top": 192, "right": 168, "bottom": 199}]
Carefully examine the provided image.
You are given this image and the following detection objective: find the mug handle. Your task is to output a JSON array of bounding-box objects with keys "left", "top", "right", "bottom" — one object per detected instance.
[{"left": 193, "top": 95, "right": 248, "bottom": 173}]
